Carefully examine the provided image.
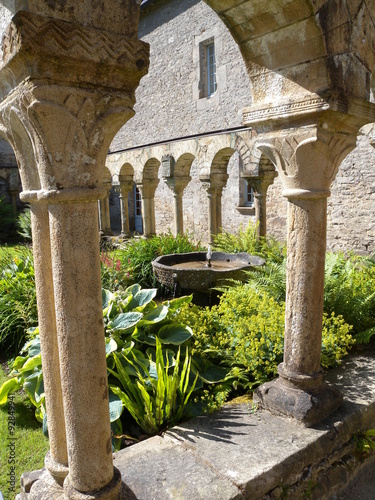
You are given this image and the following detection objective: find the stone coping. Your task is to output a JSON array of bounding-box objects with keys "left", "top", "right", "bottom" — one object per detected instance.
[{"left": 114, "top": 348, "right": 375, "bottom": 499}]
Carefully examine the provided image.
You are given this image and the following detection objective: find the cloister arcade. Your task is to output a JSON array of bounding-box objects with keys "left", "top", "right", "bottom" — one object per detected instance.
[
  {"left": 0, "top": 0, "right": 374, "bottom": 498},
  {"left": 104, "top": 129, "right": 277, "bottom": 243}
]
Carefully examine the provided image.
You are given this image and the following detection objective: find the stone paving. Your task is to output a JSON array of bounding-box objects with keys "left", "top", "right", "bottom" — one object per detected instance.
[{"left": 114, "top": 349, "right": 375, "bottom": 499}]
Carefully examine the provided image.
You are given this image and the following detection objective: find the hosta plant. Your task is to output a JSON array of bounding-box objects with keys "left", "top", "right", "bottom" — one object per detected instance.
[{"left": 0, "top": 284, "right": 231, "bottom": 448}]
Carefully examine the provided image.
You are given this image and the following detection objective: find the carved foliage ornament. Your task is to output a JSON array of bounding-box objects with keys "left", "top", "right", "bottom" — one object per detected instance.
[{"left": 256, "top": 126, "right": 358, "bottom": 194}]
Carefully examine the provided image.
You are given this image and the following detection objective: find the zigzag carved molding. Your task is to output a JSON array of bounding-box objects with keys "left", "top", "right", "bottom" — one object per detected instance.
[{"left": 2, "top": 11, "right": 148, "bottom": 66}]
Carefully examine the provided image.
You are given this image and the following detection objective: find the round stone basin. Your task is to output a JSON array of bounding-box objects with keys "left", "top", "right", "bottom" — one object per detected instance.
[{"left": 152, "top": 251, "right": 265, "bottom": 291}]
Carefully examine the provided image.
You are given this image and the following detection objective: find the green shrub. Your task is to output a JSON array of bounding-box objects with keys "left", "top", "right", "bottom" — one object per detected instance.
[
  {"left": 17, "top": 206, "right": 32, "bottom": 242},
  {"left": 175, "top": 285, "right": 355, "bottom": 389},
  {"left": 117, "top": 232, "right": 203, "bottom": 290},
  {"left": 0, "top": 196, "right": 17, "bottom": 241},
  {"left": 324, "top": 252, "right": 375, "bottom": 340},
  {"left": 0, "top": 248, "right": 38, "bottom": 354},
  {"left": 213, "top": 221, "right": 286, "bottom": 264},
  {"left": 100, "top": 251, "right": 131, "bottom": 292}
]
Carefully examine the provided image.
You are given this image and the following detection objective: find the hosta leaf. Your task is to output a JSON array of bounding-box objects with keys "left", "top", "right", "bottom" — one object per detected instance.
[
  {"left": 105, "top": 338, "right": 118, "bottom": 356},
  {"left": 124, "top": 284, "right": 141, "bottom": 297},
  {"left": 140, "top": 305, "right": 169, "bottom": 325},
  {"left": 0, "top": 378, "right": 21, "bottom": 405},
  {"left": 111, "top": 417, "right": 123, "bottom": 452},
  {"left": 132, "top": 329, "right": 156, "bottom": 346},
  {"left": 12, "top": 356, "right": 28, "bottom": 370},
  {"left": 102, "top": 289, "right": 114, "bottom": 309},
  {"left": 158, "top": 323, "right": 193, "bottom": 345},
  {"left": 128, "top": 289, "right": 157, "bottom": 310},
  {"left": 21, "top": 337, "right": 40, "bottom": 356},
  {"left": 111, "top": 312, "right": 143, "bottom": 331},
  {"left": 167, "top": 295, "right": 193, "bottom": 311},
  {"left": 24, "top": 372, "right": 43, "bottom": 407},
  {"left": 109, "top": 388, "right": 124, "bottom": 422},
  {"left": 18, "top": 354, "right": 42, "bottom": 373},
  {"left": 199, "top": 366, "right": 229, "bottom": 383}
]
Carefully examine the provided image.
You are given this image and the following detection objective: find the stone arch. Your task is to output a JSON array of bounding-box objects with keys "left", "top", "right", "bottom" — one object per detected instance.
[
  {"left": 205, "top": 0, "right": 375, "bottom": 104},
  {"left": 174, "top": 152, "right": 195, "bottom": 177},
  {"left": 136, "top": 157, "right": 161, "bottom": 236},
  {"left": 7, "top": 110, "right": 40, "bottom": 192}
]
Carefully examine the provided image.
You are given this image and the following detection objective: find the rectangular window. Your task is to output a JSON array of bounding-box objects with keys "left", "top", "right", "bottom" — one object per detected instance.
[
  {"left": 206, "top": 43, "right": 217, "bottom": 97},
  {"left": 244, "top": 180, "right": 254, "bottom": 207},
  {"left": 199, "top": 38, "right": 217, "bottom": 98}
]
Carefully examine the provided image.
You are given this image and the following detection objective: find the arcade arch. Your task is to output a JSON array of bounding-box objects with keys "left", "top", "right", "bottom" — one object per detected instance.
[{"left": 0, "top": 1, "right": 375, "bottom": 497}]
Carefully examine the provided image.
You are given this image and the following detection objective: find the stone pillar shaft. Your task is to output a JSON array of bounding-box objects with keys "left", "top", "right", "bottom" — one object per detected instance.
[
  {"left": 283, "top": 196, "right": 327, "bottom": 377},
  {"left": 173, "top": 191, "right": 183, "bottom": 235},
  {"left": 137, "top": 180, "right": 158, "bottom": 237},
  {"left": 48, "top": 199, "right": 115, "bottom": 493},
  {"left": 254, "top": 193, "right": 266, "bottom": 237},
  {"left": 119, "top": 189, "right": 130, "bottom": 236},
  {"left": 29, "top": 201, "right": 68, "bottom": 484},
  {"left": 141, "top": 196, "right": 155, "bottom": 236}
]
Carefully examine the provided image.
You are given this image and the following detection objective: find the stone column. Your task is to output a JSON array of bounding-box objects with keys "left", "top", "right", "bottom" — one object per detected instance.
[
  {"left": 98, "top": 200, "right": 104, "bottom": 236},
  {"left": 200, "top": 174, "right": 228, "bottom": 243},
  {"left": 102, "top": 181, "right": 113, "bottom": 236},
  {"left": 46, "top": 189, "right": 120, "bottom": 497},
  {"left": 0, "top": 4, "right": 149, "bottom": 497},
  {"left": 212, "top": 174, "right": 229, "bottom": 234},
  {"left": 247, "top": 101, "right": 375, "bottom": 426},
  {"left": 200, "top": 176, "right": 216, "bottom": 244},
  {"left": 22, "top": 195, "right": 69, "bottom": 489},
  {"left": 164, "top": 176, "right": 190, "bottom": 236},
  {"left": 118, "top": 179, "right": 133, "bottom": 237},
  {"left": 249, "top": 170, "right": 277, "bottom": 238},
  {"left": 137, "top": 179, "right": 159, "bottom": 237},
  {"left": 9, "top": 171, "right": 20, "bottom": 216}
]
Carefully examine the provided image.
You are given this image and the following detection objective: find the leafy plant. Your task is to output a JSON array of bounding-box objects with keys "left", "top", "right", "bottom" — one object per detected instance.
[
  {"left": 212, "top": 221, "right": 286, "bottom": 264},
  {"left": 17, "top": 206, "right": 32, "bottom": 242},
  {"left": 0, "top": 247, "right": 38, "bottom": 354},
  {"left": 110, "top": 338, "right": 198, "bottom": 435},
  {"left": 0, "top": 283, "right": 231, "bottom": 446},
  {"left": 0, "top": 328, "right": 44, "bottom": 422},
  {"left": 355, "top": 429, "right": 375, "bottom": 454},
  {"left": 0, "top": 195, "right": 17, "bottom": 241},
  {"left": 117, "top": 232, "right": 203, "bottom": 290},
  {"left": 175, "top": 285, "right": 355, "bottom": 389},
  {"left": 323, "top": 252, "right": 375, "bottom": 338}
]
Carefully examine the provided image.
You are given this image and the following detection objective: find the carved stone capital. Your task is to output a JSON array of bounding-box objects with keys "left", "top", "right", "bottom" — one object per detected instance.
[
  {"left": 0, "top": 84, "right": 137, "bottom": 192},
  {"left": 165, "top": 176, "right": 191, "bottom": 195},
  {"left": 243, "top": 170, "right": 278, "bottom": 197},
  {"left": 199, "top": 173, "right": 229, "bottom": 194},
  {"left": 136, "top": 179, "right": 159, "bottom": 199},
  {"left": 119, "top": 180, "right": 134, "bottom": 197},
  {"left": 255, "top": 125, "right": 359, "bottom": 197}
]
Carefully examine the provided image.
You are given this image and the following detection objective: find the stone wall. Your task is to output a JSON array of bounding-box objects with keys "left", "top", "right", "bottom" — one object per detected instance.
[
  {"left": 109, "top": 0, "right": 375, "bottom": 254},
  {"left": 110, "top": 0, "right": 252, "bottom": 150}
]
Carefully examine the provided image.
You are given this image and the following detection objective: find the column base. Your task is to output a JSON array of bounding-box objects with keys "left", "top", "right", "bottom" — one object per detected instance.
[
  {"left": 44, "top": 451, "right": 69, "bottom": 486},
  {"left": 253, "top": 376, "right": 343, "bottom": 427},
  {"left": 16, "top": 468, "right": 64, "bottom": 499},
  {"left": 63, "top": 466, "right": 122, "bottom": 499}
]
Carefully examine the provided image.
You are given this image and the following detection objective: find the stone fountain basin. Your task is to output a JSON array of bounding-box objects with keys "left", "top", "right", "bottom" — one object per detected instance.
[{"left": 152, "top": 252, "right": 265, "bottom": 291}]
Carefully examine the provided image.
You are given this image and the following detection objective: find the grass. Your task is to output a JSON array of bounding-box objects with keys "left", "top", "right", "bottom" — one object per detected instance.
[
  {"left": 0, "top": 363, "right": 49, "bottom": 499},
  {"left": 0, "top": 244, "right": 20, "bottom": 262}
]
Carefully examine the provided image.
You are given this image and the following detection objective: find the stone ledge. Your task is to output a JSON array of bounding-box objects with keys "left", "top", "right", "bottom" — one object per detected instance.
[{"left": 114, "top": 349, "right": 375, "bottom": 499}]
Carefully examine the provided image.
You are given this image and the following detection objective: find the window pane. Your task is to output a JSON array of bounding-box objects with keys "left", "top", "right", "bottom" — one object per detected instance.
[{"left": 206, "top": 43, "right": 217, "bottom": 97}]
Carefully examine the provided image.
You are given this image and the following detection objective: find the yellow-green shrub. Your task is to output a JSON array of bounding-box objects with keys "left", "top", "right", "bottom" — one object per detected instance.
[{"left": 175, "top": 285, "right": 355, "bottom": 388}]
